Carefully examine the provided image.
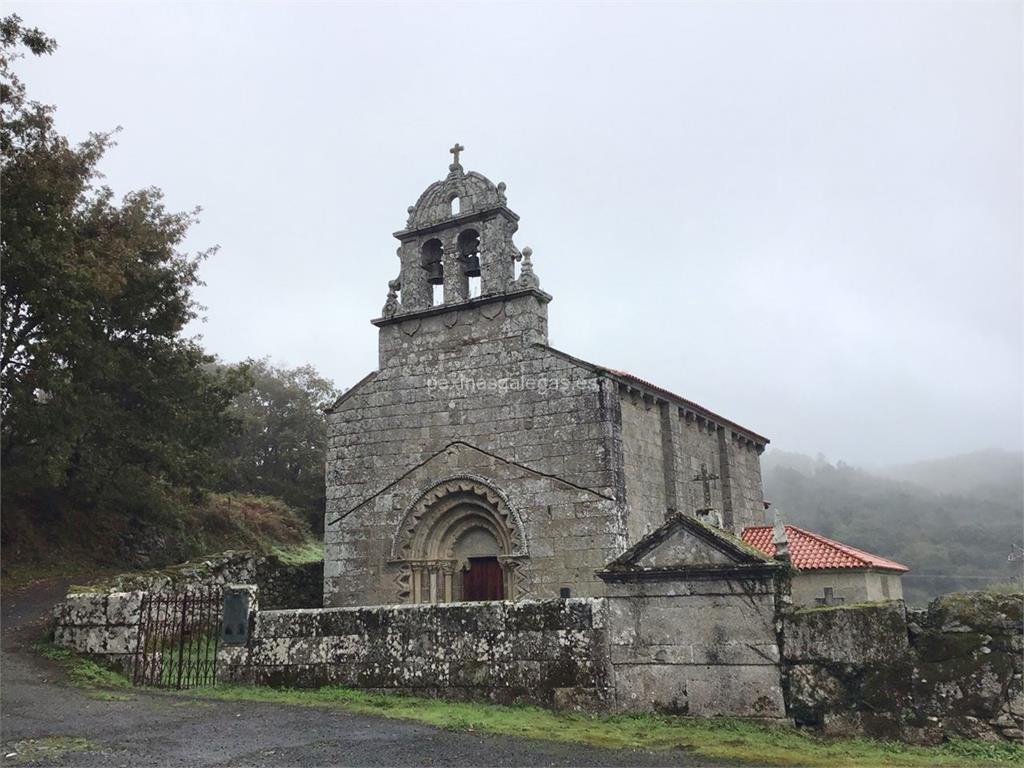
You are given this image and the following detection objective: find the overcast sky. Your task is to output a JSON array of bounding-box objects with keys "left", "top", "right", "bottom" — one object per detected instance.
[{"left": 9, "top": 1, "right": 1022, "bottom": 466}]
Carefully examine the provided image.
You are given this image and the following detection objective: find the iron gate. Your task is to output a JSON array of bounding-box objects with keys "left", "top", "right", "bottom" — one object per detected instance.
[{"left": 132, "top": 588, "right": 222, "bottom": 689}]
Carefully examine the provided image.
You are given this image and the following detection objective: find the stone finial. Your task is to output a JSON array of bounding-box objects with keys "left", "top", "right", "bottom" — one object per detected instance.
[
  {"left": 382, "top": 278, "right": 401, "bottom": 318},
  {"left": 497, "top": 181, "right": 507, "bottom": 203},
  {"left": 696, "top": 508, "right": 723, "bottom": 529},
  {"left": 772, "top": 508, "right": 790, "bottom": 563},
  {"left": 516, "top": 246, "right": 540, "bottom": 289},
  {"left": 449, "top": 142, "right": 465, "bottom": 172}
]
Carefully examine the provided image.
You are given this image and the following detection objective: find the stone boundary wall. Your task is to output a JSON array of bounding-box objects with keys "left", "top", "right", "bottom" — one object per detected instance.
[
  {"left": 217, "top": 598, "right": 609, "bottom": 709},
  {"left": 53, "top": 591, "right": 144, "bottom": 673},
  {"left": 782, "top": 592, "right": 1024, "bottom": 743},
  {"left": 52, "top": 550, "right": 323, "bottom": 664},
  {"left": 85, "top": 550, "right": 323, "bottom": 610}
]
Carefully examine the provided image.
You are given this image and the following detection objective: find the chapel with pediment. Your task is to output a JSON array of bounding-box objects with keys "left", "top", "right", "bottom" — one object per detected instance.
[{"left": 323, "top": 146, "right": 770, "bottom": 607}]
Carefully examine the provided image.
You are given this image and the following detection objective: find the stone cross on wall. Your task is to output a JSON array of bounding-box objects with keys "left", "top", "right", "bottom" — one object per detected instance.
[
  {"left": 691, "top": 462, "right": 720, "bottom": 510},
  {"left": 449, "top": 143, "right": 465, "bottom": 168}
]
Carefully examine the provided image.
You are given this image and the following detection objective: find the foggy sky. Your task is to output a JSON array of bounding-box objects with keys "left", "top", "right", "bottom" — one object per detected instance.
[{"left": 9, "top": 1, "right": 1022, "bottom": 466}]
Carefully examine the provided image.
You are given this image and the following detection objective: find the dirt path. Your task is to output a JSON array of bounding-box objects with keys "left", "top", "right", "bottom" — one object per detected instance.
[{"left": 0, "top": 582, "right": 734, "bottom": 767}]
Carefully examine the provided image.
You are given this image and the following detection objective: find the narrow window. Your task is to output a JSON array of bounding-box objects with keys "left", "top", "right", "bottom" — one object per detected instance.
[{"left": 451, "top": 196, "right": 460, "bottom": 215}]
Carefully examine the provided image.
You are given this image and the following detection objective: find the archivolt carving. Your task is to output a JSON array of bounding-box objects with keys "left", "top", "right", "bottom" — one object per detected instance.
[{"left": 390, "top": 474, "right": 528, "bottom": 561}]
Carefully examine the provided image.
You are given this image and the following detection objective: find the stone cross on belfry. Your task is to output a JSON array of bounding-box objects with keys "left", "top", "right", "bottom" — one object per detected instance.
[
  {"left": 449, "top": 142, "right": 465, "bottom": 169},
  {"left": 691, "top": 462, "right": 720, "bottom": 509}
]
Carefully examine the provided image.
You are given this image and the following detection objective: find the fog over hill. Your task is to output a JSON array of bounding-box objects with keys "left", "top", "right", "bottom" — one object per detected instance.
[{"left": 761, "top": 449, "right": 1023, "bottom": 606}]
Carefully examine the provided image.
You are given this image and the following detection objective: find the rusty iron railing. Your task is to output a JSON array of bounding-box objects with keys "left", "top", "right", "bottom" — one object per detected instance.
[{"left": 132, "top": 588, "right": 222, "bottom": 689}]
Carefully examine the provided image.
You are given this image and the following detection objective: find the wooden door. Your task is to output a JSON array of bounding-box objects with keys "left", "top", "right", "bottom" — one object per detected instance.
[{"left": 462, "top": 557, "right": 504, "bottom": 601}]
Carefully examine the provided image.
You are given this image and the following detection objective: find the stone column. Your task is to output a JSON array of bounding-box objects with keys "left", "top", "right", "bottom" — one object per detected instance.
[
  {"left": 443, "top": 232, "right": 468, "bottom": 304},
  {"left": 659, "top": 402, "right": 678, "bottom": 517},
  {"left": 399, "top": 241, "right": 430, "bottom": 311}
]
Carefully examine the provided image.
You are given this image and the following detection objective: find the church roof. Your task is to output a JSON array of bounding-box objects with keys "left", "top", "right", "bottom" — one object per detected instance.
[
  {"left": 741, "top": 524, "right": 909, "bottom": 573},
  {"left": 607, "top": 368, "right": 770, "bottom": 447}
]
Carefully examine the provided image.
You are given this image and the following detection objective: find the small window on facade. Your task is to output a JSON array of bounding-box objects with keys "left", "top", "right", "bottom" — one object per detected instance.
[{"left": 451, "top": 196, "right": 460, "bottom": 215}]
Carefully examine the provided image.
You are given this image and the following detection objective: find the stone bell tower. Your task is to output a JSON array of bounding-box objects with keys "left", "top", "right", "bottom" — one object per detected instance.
[{"left": 380, "top": 144, "right": 544, "bottom": 322}]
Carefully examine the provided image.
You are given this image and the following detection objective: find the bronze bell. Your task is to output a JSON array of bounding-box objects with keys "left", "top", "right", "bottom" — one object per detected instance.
[
  {"left": 424, "top": 261, "right": 444, "bottom": 285},
  {"left": 462, "top": 254, "right": 481, "bottom": 278}
]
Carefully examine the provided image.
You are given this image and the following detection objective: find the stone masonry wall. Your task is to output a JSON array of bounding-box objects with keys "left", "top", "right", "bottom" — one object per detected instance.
[
  {"left": 616, "top": 384, "right": 767, "bottom": 538},
  {"left": 218, "top": 598, "right": 609, "bottom": 709},
  {"left": 77, "top": 550, "right": 322, "bottom": 610},
  {"left": 783, "top": 592, "right": 1024, "bottom": 743},
  {"left": 325, "top": 293, "right": 628, "bottom": 606},
  {"left": 619, "top": 393, "right": 667, "bottom": 542},
  {"left": 52, "top": 591, "right": 144, "bottom": 674},
  {"left": 604, "top": 574, "right": 787, "bottom": 718},
  {"left": 52, "top": 551, "right": 323, "bottom": 666}
]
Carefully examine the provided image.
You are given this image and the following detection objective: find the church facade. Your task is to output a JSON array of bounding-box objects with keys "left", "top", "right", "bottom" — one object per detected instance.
[{"left": 324, "top": 147, "right": 769, "bottom": 608}]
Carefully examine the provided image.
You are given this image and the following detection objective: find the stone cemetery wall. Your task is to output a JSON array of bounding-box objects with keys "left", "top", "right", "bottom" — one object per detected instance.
[
  {"left": 256, "top": 559, "right": 323, "bottom": 610},
  {"left": 782, "top": 592, "right": 1024, "bottom": 743},
  {"left": 603, "top": 574, "right": 787, "bottom": 718},
  {"left": 217, "top": 598, "right": 609, "bottom": 709},
  {"left": 52, "top": 591, "right": 143, "bottom": 673},
  {"left": 61, "top": 550, "right": 322, "bottom": 609},
  {"left": 85, "top": 549, "right": 322, "bottom": 609},
  {"left": 52, "top": 550, "right": 323, "bottom": 665}
]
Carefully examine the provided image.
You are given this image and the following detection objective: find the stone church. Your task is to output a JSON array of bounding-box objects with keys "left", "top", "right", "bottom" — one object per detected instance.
[{"left": 324, "top": 146, "right": 769, "bottom": 608}]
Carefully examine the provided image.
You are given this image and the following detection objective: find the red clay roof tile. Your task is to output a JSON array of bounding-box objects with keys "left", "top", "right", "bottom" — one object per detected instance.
[{"left": 741, "top": 524, "right": 909, "bottom": 573}]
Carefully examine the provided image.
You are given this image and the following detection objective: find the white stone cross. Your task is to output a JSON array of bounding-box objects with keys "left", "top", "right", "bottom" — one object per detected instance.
[{"left": 449, "top": 143, "right": 465, "bottom": 166}]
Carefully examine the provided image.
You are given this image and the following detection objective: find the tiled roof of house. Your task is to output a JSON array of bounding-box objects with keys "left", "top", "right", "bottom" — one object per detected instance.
[{"left": 741, "top": 524, "right": 909, "bottom": 573}]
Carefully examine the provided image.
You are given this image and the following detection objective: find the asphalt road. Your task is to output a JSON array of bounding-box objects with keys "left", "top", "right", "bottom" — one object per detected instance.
[{"left": 0, "top": 580, "right": 740, "bottom": 767}]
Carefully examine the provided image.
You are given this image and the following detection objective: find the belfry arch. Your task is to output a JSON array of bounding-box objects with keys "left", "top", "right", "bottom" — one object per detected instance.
[{"left": 390, "top": 475, "right": 529, "bottom": 604}]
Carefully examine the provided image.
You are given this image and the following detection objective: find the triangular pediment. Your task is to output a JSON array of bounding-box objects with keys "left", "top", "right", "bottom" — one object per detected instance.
[{"left": 603, "top": 514, "right": 773, "bottom": 574}]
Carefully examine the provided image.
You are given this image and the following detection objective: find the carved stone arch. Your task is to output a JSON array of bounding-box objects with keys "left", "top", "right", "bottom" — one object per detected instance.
[
  {"left": 389, "top": 475, "right": 530, "bottom": 603},
  {"left": 390, "top": 474, "right": 528, "bottom": 561}
]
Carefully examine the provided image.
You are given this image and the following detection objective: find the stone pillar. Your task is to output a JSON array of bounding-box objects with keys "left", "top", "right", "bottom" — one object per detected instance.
[
  {"left": 716, "top": 428, "right": 735, "bottom": 531},
  {"left": 480, "top": 216, "right": 516, "bottom": 296},
  {"left": 442, "top": 232, "right": 468, "bottom": 304},
  {"left": 659, "top": 402, "right": 678, "bottom": 517},
  {"left": 399, "top": 240, "right": 430, "bottom": 311}
]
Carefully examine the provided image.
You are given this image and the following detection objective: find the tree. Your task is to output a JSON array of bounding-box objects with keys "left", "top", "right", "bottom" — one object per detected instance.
[
  {"left": 218, "top": 361, "right": 339, "bottom": 532},
  {"left": 0, "top": 15, "right": 247, "bottom": 520}
]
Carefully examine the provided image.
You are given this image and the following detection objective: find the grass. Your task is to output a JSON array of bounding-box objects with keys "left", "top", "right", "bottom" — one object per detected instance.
[
  {"left": 271, "top": 540, "right": 323, "bottom": 565},
  {"left": 147, "top": 632, "right": 218, "bottom": 688},
  {"left": 34, "top": 643, "right": 130, "bottom": 688},
  {"left": 1, "top": 736, "right": 98, "bottom": 765},
  {"left": 33, "top": 640, "right": 1024, "bottom": 768}
]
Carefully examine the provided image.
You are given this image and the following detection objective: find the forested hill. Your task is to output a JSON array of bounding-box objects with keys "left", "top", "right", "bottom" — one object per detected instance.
[{"left": 761, "top": 449, "right": 1024, "bottom": 606}]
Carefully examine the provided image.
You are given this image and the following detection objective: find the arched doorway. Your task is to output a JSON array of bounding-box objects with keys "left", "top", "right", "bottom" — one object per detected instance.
[
  {"left": 390, "top": 476, "right": 528, "bottom": 603},
  {"left": 451, "top": 518, "right": 503, "bottom": 601}
]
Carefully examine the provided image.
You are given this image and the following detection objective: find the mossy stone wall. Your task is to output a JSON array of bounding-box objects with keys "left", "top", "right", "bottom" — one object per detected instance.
[{"left": 782, "top": 592, "right": 1023, "bottom": 743}]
